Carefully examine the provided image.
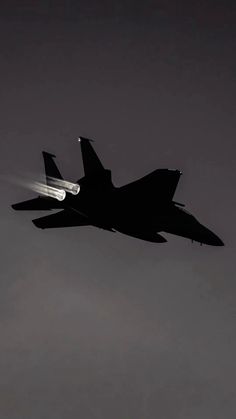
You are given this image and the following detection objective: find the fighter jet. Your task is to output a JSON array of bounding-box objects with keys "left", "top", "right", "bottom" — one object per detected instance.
[{"left": 12, "top": 137, "right": 224, "bottom": 246}]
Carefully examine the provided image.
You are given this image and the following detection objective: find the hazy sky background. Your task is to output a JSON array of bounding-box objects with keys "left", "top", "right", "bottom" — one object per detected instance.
[{"left": 0, "top": 1, "right": 236, "bottom": 418}]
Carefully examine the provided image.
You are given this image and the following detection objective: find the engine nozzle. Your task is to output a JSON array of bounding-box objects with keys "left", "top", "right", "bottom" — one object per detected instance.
[
  {"left": 48, "top": 178, "right": 80, "bottom": 195},
  {"left": 31, "top": 181, "right": 66, "bottom": 201}
]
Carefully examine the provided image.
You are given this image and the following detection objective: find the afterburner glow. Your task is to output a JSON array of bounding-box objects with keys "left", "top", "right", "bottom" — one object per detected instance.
[
  {"left": 31, "top": 182, "right": 66, "bottom": 201},
  {"left": 48, "top": 178, "right": 80, "bottom": 195}
]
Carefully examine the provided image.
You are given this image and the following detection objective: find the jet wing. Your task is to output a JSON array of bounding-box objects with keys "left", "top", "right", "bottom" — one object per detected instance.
[
  {"left": 11, "top": 197, "right": 61, "bottom": 211},
  {"left": 118, "top": 169, "right": 181, "bottom": 202},
  {"left": 32, "top": 209, "right": 89, "bottom": 229}
]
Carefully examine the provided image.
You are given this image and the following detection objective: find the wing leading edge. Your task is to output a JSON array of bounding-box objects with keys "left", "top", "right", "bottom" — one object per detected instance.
[{"left": 119, "top": 169, "right": 181, "bottom": 202}]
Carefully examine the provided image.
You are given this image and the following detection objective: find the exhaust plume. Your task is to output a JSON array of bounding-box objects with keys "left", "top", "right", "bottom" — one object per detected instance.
[
  {"left": 30, "top": 181, "right": 66, "bottom": 201},
  {"left": 48, "top": 177, "right": 80, "bottom": 195}
]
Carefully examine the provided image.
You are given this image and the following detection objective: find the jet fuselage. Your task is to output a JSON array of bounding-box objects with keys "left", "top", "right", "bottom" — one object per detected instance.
[
  {"left": 61, "top": 180, "right": 223, "bottom": 246},
  {"left": 12, "top": 137, "right": 224, "bottom": 246}
]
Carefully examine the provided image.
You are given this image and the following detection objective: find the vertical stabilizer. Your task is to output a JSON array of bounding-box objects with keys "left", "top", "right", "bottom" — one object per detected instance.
[
  {"left": 78, "top": 137, "right": 105, "bottom": 176},
  {"left": 42, "top": 151, "right": 63, "bottom": 184}
]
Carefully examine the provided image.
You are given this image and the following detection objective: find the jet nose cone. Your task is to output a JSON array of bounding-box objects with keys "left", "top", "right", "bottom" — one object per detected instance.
[
  {"left": 203, "top": 227, "right": 224, "bottom": 246},
  {"left": 211, "top": 235, "right": 224, "bottom": 246}
]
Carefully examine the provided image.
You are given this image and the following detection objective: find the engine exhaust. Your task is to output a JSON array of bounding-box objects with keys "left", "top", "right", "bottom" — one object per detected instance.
[
  {"left": 31, "top": 181, "right": 66, "bottom": 201},
  {"left": 48, "top": 177, "right": 80, "bottom": 195}
]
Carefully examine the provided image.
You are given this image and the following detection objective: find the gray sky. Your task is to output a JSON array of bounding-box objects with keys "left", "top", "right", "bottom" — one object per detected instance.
[{"left": 0, "top": 2, "right": 236, "bottom": 418}]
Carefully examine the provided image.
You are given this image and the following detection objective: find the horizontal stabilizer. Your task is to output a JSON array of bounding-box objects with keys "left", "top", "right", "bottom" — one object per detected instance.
[
  {"left": 32, "top": 209, "right": 89, "bottom": 229},
  {"left": 11, "top": 197, "right": 61, "bottom": 211}
]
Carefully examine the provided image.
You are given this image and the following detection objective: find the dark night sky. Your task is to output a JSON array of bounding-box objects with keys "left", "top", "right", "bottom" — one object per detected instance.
[{"left": 0, "top": 1, "right": 236, "bottom": 418}]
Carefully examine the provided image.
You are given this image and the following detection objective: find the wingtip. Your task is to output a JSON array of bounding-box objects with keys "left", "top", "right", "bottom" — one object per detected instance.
[
  {"left": 42, "top": 151, "right": 56, "bottom": 158},
  {"left": 32, "top": 219, "right": 44, "bottom": 229},
  {"left": 78, "top": 136, "right": 94, "bottom": 143}
]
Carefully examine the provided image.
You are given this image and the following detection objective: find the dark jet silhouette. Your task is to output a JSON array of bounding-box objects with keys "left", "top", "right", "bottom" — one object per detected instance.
[{"left": 12, "top": 137, "right": 224, "bottom": 246}]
